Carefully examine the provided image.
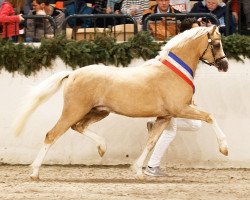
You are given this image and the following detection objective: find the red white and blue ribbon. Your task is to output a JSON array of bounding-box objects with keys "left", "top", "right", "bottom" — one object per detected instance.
[{"left": 160, "top": 52, "right": 195, "bottom": 93}]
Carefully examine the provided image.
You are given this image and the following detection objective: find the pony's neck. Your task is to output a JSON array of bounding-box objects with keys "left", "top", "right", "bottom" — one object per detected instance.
[{"left": 170, "top": 41, "right": 201, "bottom": 76}]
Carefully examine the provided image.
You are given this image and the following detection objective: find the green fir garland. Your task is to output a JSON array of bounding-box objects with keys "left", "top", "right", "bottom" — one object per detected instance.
[{"left": 0, "top": 32, "right": 249, "bottom": 76}]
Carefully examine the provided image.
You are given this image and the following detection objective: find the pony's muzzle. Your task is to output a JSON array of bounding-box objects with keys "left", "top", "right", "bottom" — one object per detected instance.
[{"left": 216, "top": 57, "right": 229, "bottom": 72}]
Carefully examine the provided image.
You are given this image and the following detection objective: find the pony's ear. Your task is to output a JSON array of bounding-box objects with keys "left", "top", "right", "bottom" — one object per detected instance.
[{"left": 210, "top": 25, "right": 217, "bottom": 35}]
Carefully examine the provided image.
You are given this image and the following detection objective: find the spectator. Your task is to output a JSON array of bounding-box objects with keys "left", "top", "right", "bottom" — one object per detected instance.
[
  {"left": 121, "top": 0, "right": 150, "bottom": 24},
  {"left": 242, "top": 0, "right": 250, "bottom": 30},
  {"left": 92, "top": 0, "right": 107, "bottom": 14},
  {"left": 190, "top": 0, "right": 230, "bottom": 33},
  {"left": 23, "top": 0, "right": 33, "bottom": 15},
  {"left": 143, "top": 0, "right": 181, "bottom": 18},
  {"left": 25, "top": 0, "right": 65, "bottom": 42},
  {"left": 94, "top": 0, "right": 123, "bottom": 27},
  {"left": 143, "top": 0, "right": 182, "bottom": 40},
  {"left": 170, "top": 0, "right": 191, "bottom": 13},
  {"left": 0, "top": 0, "right": 25, "bottom": 42},
  {"left": 223, "top": 0, "right": 238, "bottom": 24},
  {"left": 106, "top": 0, "right": 123, "bottom": 14},
  {"left": 64, "top": 0, "right": 93, "bottom": 28}
]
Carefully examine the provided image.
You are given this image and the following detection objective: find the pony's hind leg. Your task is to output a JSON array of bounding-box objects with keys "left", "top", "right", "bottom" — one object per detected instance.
[
  {"left": 133, "top": 116, "right": 171, "bottom": 179},
  {"left": 71, "top": 109, "right": 110, "bottom": 157},
  {"left": 177, "top": 105, "right": 228, "bottom": 156},
  {"left": 30, "top": 106, "right": 91, "bottom": 180}
]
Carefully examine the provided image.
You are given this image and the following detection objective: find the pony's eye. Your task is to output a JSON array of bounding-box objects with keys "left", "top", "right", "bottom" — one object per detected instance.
[{"left": 214, "top": 43, "right": 221, "bottom": 49}]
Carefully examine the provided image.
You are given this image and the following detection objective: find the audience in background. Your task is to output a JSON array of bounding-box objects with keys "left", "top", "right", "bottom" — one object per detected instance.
[
  {"left": 242, "top": 0, "right": 250, "bottom": 30},
  {"left": 143, "top": 0, "right": 182, "bottom": 40},
  {"left": 106, "top": 0, "right": 123, "bottom": 14},
  {"left": 93, "top": 0, "right": 122, "bottom": 27},
  {"left": 191, "top": 0, "right": 226, "bottom": 25},
  {"left": 121, "top": 0, "right": 150, "bottom": 24},
  {"left": 92, "top": 0, "right": 107, "bottom": 14},
  {"left": 223, "top": 0, "right": 238, "bottom": 24},
  {"left": 190, "top": 0, "right": 231, "bottom": 33},
  {"left": 64, "top": 0, "right": 93, "bottom": 28},
  {"left": 0, "top": 0, "right": 245, "bottom": 42},
  {"left": 170, "top": 0, "right": 191, "bottom": 13},
  {"left": 143, "top": 0, "right": 181, "bottom": 21},
  {"left": 23, "top": 0, "right": 33, "bottom": 15},
  {"left": 25, "top": 0, "right": 65, "bottom": 42},
  {"left": 0, "top": 0, "right": 25, "bottom": 41}
]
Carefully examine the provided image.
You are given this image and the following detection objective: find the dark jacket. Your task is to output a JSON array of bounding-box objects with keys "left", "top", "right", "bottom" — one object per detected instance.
[
  {"left": 190, "top": 1, "right": 226, "bottom": 25},
  {"left": 64, "top": 0, "right": 94, "bottom": 28}
]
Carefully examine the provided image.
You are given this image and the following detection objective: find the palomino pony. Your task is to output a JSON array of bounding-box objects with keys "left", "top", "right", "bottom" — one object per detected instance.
[{"left": 13, "top": 26, "right": 229, "bottom": 180}]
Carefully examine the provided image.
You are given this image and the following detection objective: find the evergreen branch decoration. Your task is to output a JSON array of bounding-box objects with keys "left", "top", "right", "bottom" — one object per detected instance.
[
  {"left": 0, "top": 32, "right": 249, "bottom": 76},
  {"left": 221, "top": 34, "right": 250, "bottom": 62}
]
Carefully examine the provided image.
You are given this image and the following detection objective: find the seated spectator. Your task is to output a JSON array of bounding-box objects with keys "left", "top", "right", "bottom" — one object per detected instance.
[
  {"left": 190, "top": 0, "right": 231, "bottom": 34},
  {"left": 143, "top": 0, "right": 182, "bottom": 40},
  {"left": 93, "top": 0, "right": 122, "bottom": 27},
  {"left": 170, "top": 0, "right": 191, "bottom": 13},
  {"left": 106, "top": 0, "right": 123, "bottom": 14},
  {"left": 121, "top": 0, "right": 150, "bottom": 24},
  {"left": 23, "top": 0, "right": 33, "bottom": 15},
  {"left": 25, "top": 0, "right": 65, "bottom": 42},
  {"left": 143, "top": 0, "right": 181, "bottom": 18},
  {"left": 64, "top": 0, "right": 93, "bottom": 28},
  {"left": 0, "top": 0, "right": 25, "bottom": 42},
  {"left": 242, "top": 0, "right": 250, "bottom": 30},
  {"left": 93, "top": 0, "right": 112, "bottom": 14}
]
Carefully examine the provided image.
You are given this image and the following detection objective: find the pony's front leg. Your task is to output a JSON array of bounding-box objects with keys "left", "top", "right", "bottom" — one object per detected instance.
[
  {"left": 178, "top": 106, "right": 228, "bottom": 156},
  {"left": 133, "top": 117, "right": 171, "bottom": 179},
  {"left": 210, "top": 115, "right": 228, "bottom": 156}
]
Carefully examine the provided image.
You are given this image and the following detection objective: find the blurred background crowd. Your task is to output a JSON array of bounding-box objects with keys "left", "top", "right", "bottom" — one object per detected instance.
[{"left": 0, "top": 0, "right": 249, "bottom": 42}]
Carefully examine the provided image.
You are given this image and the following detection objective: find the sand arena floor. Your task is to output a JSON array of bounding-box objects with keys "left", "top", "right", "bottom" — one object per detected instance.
[{"left": 0, "top": 165, "right": 250, "bottom": 200}]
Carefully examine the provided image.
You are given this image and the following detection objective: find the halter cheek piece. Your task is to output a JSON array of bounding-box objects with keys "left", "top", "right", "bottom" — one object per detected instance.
[{"left": 199, "top": 32, "right": 226, "bottom": 68}]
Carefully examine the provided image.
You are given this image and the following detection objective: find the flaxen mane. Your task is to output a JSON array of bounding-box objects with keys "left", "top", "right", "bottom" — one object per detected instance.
[{"left": 158, "top": 26, "right": 212, "bottom": 59}]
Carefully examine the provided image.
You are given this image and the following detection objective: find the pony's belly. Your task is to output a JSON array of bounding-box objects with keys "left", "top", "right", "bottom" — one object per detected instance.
[{"left": 95, "top": 105, "right": 167, "bottom": 118}]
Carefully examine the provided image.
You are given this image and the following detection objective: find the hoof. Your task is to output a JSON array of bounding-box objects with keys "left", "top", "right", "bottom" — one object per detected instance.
[
  {"left": 135, "top": 174, "right": 145, "bottom": 180},
  {"left": 219, "top": 147, "right": 228, "bottom": 156},
  {"left": 98, "top": 144, "right": 106, "bottom": 157},
  {"left": 30, "top": 175, "right": 40, "bottom": 181}
]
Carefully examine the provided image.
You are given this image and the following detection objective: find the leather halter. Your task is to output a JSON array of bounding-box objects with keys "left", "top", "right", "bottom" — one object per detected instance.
[{"left": 199, "top": 32, "right": 226, "bottom": 68}]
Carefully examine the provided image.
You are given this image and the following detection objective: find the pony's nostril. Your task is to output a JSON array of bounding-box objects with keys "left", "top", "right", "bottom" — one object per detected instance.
[{"left": 216, "top": 58, "right": 229, "bottom": 72}]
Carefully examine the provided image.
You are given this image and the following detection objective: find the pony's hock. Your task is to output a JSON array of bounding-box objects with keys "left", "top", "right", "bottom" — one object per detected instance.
[{"left": 12, "top": 26, "right": 229, "bottom": 180}]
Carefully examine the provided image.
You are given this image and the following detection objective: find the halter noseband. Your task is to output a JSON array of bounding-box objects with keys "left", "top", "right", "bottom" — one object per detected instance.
[{"left": 199, "top": 32, "right": 226, "bottom": 67}]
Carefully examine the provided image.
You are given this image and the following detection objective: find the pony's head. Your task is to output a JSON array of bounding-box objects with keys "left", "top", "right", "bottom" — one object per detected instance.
[
  {"left": 158, "top": 26, "right": 228, "bottom": 72},
  {"left": 199, "top": 26, "right": 228, "bottom": 72}
]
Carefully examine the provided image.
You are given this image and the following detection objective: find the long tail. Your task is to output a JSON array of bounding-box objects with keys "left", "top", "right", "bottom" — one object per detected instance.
[{"left": 12, "top": 71, "right": 72, "bottom": 136}]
